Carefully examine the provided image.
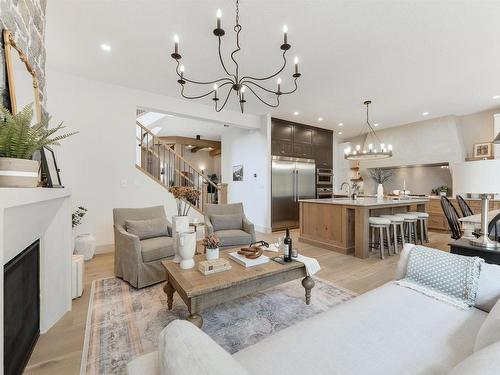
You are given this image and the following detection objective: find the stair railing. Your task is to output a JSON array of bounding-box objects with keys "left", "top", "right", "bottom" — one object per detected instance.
[{"left": 135, "top": 121, "right": 226, "bottom": 213}]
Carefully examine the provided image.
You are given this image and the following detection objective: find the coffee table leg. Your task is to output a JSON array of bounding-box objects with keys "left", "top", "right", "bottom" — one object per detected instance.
[
  {"left": 163, "top": 282, "right": 175, "bottom": 310},
  {"left": 302, "top": 276, "right": 315, "bottom": 305},
  {"left": 187, "top": 312, "right": 203, "bottom": 328}
]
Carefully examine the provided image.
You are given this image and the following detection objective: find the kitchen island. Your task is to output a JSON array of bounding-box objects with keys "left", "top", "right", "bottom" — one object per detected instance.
[{"left": 299, "top": 198, "right": 429, "bottom": 259}]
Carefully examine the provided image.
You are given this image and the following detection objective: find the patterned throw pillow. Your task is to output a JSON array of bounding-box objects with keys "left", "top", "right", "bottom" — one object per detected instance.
[{"left": 398, "top": 245, "right": 483, "bottom": 309}]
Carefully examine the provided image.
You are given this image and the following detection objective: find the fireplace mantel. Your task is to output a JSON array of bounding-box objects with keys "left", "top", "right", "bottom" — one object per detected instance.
[{"left": 0, "top": 187, "right": 72, "bottom": 372}]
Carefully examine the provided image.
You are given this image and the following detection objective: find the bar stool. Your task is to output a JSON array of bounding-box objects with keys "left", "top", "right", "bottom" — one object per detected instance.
[
  {"left": 395, "top": 213, "right": 419, "bottom": 244},
  {"left": 380, "top": 215, "right": 405, "bottom": 253},
  {"left": 369, "top": 217, "right": 392, "bottom": 259},
  {"left": 416, "top": 212, "right": 430, "bottom": 244}
]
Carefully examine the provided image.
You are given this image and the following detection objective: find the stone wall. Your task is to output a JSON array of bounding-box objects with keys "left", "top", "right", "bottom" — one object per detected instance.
[{"left": 0, "top": 0, "right": 47, "bottom": 109}]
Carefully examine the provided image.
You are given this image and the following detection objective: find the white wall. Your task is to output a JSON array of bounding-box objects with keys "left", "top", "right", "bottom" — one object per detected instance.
[
  {"left": 221, "top": 115, "right": 271, "bottom": 232},
  {"left": 46, "top": 70, "right": 262, "bottom": 246},
  {"left": 180, "top": 146, "right": 221, "bottom": 178}
]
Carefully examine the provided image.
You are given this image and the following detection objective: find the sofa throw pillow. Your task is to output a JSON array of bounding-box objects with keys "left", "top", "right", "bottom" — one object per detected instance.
[
  {"left": 126, "top": 217, "right": 170, "bottom": 240},
  {"left": 475, "top": 262, "right": 500, "bottom": 312},
  {"left": 396, "top": 245, "right": 483, "bottom": 309},
  {"left": 210, "top": 214, "right": 243, "bottom": 232},
  {"left": 474, "top": 297, "right": 500, "bottom": 352}
]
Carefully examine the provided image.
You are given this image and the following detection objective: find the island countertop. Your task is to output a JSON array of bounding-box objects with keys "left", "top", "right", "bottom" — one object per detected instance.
[
  {"left": 299, "top": 197, "right": 429, "bottom": 207},
  {"left": 299, "top": 198, "right": 428, "bottom": 259}
]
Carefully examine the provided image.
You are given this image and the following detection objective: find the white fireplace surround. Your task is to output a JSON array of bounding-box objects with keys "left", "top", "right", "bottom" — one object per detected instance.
[{"left": 0, "top": 188, "right": 72, "bottom": 372}]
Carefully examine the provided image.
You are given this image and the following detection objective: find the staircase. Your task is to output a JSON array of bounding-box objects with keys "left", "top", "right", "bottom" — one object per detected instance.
[{"left": 136, "top": 121, "right": 227, "bottom": 213}]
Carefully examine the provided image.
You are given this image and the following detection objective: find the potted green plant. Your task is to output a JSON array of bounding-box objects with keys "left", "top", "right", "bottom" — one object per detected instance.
[
  {"left": 0, "top": 103, "right": 76, "bottom": 187},
  {"left": 438, "top": 185, "right": 449, "bottom": 197}
]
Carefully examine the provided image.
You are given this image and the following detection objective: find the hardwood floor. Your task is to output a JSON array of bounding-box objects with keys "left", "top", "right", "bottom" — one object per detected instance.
[{"left": 24, "top": 230, "right": 452, "bottom": 374}]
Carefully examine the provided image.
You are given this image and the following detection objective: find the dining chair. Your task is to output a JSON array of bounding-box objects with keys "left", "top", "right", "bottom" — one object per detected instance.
[
  {"left": 440, "top": 196, "right": 462, "bottom": 240},
  {"left": 456, "top": 195, "right": 474, "bottom": 217},
  {"left": 488, "top": 213, "right": 500, "bottom": 242}
]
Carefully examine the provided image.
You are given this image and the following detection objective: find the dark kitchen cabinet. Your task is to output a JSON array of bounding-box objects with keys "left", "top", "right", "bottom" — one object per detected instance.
[
  {"left": 293, "top": 143, "right": 313, "bottom": 158},
  {"left": 294, "top": 126, "right": 313, "bottom": 144},
  {"left": 314, "top": 129, "right": 332, "bottom": 147},
  {"left": 314, "top": 146, "right": 333, "bottom": 168},
  {"left": 272, "top": 140, "right": 293, "bottom": 156},
  {"left": 271, "top": 121, "right": 293, "bottom": 142},
  {"left": 271, "top": 118, "right": 332, "bottom": 165}
]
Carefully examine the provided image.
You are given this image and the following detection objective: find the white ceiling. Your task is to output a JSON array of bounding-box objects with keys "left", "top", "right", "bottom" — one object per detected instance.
[{"left": 46, "top": 0, "right": 500, "bottom": 138}]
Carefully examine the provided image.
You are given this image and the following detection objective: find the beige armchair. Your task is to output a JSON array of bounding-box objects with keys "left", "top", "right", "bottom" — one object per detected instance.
[
  {"left": 204, "top": 203, "right": 256, "bottom": 248},
  {"left": 113, "top": 206, "right": 174, "bottom": 288}
]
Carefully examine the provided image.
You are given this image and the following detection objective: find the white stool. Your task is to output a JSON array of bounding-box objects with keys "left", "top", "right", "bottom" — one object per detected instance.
[
  {"left": 416, "top": 212, "right": 430, "bottom": 244},
  {"left": 380, "top": 215, "right": 405, "bottom": 253},
  {"left": 369, "top": 217, "right": 392, "bottom": 259},
  {"left": 395, "top": 213, "right": 419, "bottom": 244}
]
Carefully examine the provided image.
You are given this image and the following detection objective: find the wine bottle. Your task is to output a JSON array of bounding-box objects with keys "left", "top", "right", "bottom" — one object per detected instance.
[{"left": 283, "top": 228, "right": 292, "bottom": 262}]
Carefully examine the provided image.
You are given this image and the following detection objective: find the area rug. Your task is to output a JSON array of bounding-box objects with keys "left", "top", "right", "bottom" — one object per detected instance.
[{"left": 81, "top": 277, "right": 356, "bottom": 375}]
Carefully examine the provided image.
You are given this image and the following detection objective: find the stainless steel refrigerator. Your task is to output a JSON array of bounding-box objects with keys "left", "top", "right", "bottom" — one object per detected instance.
[{"left": 271, "top": 156, "right": 316, "bottom": 230}]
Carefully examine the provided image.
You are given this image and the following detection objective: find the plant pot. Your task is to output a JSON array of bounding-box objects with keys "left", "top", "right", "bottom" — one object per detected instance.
[
  {"left": 206, "top": 247, "right": 219, "bottom": 261},
  {"left": 178, "top": 232, "right": 197, "bottom": 269},
  {"left": 74, "top": 233, "right": 96, "bottom": 261},
  {"left": 0, "top": 157, "right": 39, "bottom": 188},
  {"left": 172, "top": 215, "right": 190, "bottom": 263},
  {"left": 377, "top": 183, "right": 384, "bottom": 199},
  {"left": 439, "top": 191, "right": 447, "bottom": 196}
]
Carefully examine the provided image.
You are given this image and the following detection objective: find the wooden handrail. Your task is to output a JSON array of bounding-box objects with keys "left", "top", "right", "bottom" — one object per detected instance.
[{"left": 136, "top": 121, "right": 220, "bottom": 191}]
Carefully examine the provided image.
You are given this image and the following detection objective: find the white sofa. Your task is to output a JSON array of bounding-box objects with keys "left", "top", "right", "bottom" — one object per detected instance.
[{"left": 127, "top": 245, "right": 500, "bottom": 375}]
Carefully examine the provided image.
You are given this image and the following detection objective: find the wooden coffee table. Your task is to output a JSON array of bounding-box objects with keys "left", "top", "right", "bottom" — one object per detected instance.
[{"left": 161, "top": 249, "right": 315, "bottom": 328}]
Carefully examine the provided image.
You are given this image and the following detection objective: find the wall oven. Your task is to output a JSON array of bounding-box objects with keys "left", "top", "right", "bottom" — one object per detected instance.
[
  {"left": 317, "top": 187, "right": 333, "bottom": 199},
  {"left": 317, "top": 168, "right": 333, "bottom": 185}
]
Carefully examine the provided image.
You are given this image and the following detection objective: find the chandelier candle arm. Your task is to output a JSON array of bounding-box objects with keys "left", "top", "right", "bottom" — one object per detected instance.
[
  {"left": 244, "top": 84, "right": 281, "bottom": 108},
  {"left": 215, "top": 85, "right": 233, "bottom": 112},
  {"left": 218, "top": 37, "right": 236, "bottom": 79},
  {"left": 175, "top": 61, "right": 233, "bottom": 86}
]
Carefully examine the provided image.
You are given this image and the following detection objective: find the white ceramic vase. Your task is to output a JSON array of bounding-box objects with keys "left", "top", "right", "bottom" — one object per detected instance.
[
  {"left": 74, "top": 233, "right": 96, "bottom": 260},
  {"left": 206, "top": 247, "right": 219, "bottom": 261},
  {"left": 172, "top": 215, "right": 190, "bottom": 263},
  {"left": 178, "top": 232, "right": 197, "bottom": 269},
  {"left": 377, "top": 183, "right": 384, "bottom": 199}
]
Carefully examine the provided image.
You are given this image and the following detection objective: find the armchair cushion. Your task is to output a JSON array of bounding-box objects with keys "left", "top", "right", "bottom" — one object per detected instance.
[
  {"left": 210, "top": 214, "right": 243, "bottom": 231},
  {"left": 126, "top": 217, "right": 170, "bottom": 240},
  {"left": 215, "top": 229, "right": 252, "bottom": 247},
  {"left": 141, "top": 236, "right": 175, "bottom": 262}
]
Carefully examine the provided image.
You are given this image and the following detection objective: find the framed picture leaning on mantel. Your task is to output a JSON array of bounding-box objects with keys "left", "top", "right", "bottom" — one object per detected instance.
[
  {"left": 41, "top": 147, "right": 63, "bottom": 188},
  {"left": 472, "top": 142, "right": 493, "bottom": 160}
]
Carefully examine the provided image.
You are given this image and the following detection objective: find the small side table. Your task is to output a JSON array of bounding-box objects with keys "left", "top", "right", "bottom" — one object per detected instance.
[{"left": 449, "top": 238, "right": 500, "bottom": 265}]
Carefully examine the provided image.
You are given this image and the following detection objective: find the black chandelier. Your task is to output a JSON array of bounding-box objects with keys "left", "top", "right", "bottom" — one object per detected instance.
[{"left": 170, "top": 0, "right": 301, "bottom": 113}]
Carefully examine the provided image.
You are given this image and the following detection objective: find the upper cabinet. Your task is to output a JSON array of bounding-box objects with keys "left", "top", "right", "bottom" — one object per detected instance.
[
  {"left": 271, "top": 121, "right": 293, "bottom": 142},
  {"left": 271, "top": 118, "right": 333, "bottom": 166}
]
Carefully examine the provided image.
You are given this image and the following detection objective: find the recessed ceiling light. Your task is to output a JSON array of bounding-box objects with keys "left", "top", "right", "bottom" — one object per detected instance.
[
  {"left": 422, "top": 111, "right": 429, "bottom": 116},
  {"left": 338, "top": 132, "right": 343, "bottom": 135},
  {"left": 338, "top": 123, "right": 343, "bottom": 127},
  {"left": 100, "top": 43, "right": 111, "bottom": 52},
  {"left": 493, "top": 95, "right": 500, "bottom": 100},
  {"left": 374, "top": 123, "right": 379, "bottom": 127},
  {"left": 293, "top": 111, "right": 299, "bottom": 116},
  {"left": 318, "top": 117, "right": 323, "bottom": 121}
]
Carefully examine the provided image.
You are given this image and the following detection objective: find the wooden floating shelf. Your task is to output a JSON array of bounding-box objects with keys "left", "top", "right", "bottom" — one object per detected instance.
[{"left": 350, "top": 177, "right": 363, "bottom": 182}]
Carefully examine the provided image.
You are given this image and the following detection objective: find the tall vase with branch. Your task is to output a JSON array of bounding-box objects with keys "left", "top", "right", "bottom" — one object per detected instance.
[
  {"left": 168, "top": 186, "right": 201, "bottom": 263},
  {"left": 369, "top": 168, "right": 393, "bottom": 199}
]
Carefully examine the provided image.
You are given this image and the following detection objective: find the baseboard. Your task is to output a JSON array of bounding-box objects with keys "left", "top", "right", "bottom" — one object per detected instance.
[
  {"left": 255, "top": 225, "right": 272, "bottom": 234},
  {"left": 95, "top": 244, "right": 114, "bottom": 254}
]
